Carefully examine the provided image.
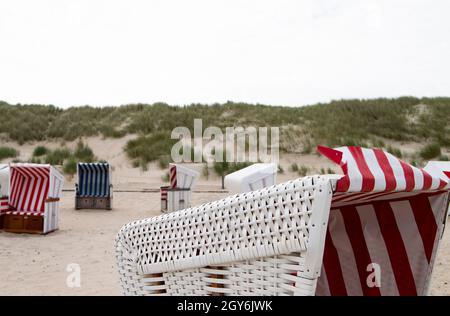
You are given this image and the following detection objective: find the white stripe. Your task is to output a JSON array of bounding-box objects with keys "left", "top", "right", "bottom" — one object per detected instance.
[
  {"left": 361, "top": 148, "right": 386, "bottom": 191},
  {"left": 429, "top": 170, "right": 441, "bottom": 190},
  {"left": 385, "top": 153, "right": 406, "bottom": 191},
  {"left": 27, "top": 176, "right": 37, "bottom": 211},
  {"left": 390, "top": 200, "right": 428, "bottom": 294},
  {"left": 356, "top": 204, "right": 399, "bottom": 296},
  {"left": 12, "top": 171, "right": 23, "bottom": 208},
  {"left": 37, "top": 177, "right": 48, "bottom": 212},
  {"left": 17, "top": 177, "right": 29, "bottom": 212},
  {"left": 315, "top": 267, "right": 331, "bottom": 296},
  {"left": 338, "top": 147, "right": 363, "bottom": 192},
  {"left": 328, "top": 210, "right": 364, "bottom": 295},
  {"left": 412, "top": 166, "right": 424, "bottom": 191}
]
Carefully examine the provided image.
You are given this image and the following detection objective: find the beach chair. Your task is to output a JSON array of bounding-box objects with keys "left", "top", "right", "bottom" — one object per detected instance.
[
  {"left": 224, "top": 163, "right": 277, "bottom": 194},
  {"left": 0, "top": 164, "right": 9, "bottom": 229},
  {"left": 2, "top": 163, "right": 64, "bottom": 234},
  {"left": 115, "top": 146, "right": 450, "bottom": 296},
  {"left": 160, "top": 164, "right": 199, "bottom": 213},
  {"left": 75, "top": 162, "right": 112, "bottom": 210}
]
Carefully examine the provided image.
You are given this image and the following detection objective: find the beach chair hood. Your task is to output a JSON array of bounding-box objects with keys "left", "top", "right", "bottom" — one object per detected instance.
[
  {"left": 8, "top": 163, "right": 64, "bottom": 216},
  {"left": 169, "top": 164, "right": 199, "bottom": 189},
  {"left": 77, "top": 163, "right": 111, "bottom": 197},
  {"left": 0, "top": 164, "right": 9, "bottom": 197},
  {"left": 224, "top": 163, "right": 277, "bottom": 194},
  {"left": 316, "top": 145, "right": 450, "bottom": 296}
]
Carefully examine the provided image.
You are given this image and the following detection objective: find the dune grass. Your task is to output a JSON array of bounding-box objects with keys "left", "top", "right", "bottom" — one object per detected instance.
[
  {"left": 0, "top": 146, "right": 19, "bottom": 161},
  {"left": 1, "top": 97, "right": 450, "bottom": 166}
]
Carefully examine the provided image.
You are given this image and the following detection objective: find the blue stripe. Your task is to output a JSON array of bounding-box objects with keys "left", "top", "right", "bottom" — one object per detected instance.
[{"left": 77, "top": 163, "right": 110, "bottom": 197}]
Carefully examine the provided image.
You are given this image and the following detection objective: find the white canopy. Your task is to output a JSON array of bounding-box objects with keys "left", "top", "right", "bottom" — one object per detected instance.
[
  {"left": 424, "top": 161, "right": 450, "bottom": 184},
  {"left": 224, "top": 163, "right": 277, "bottom": 194},
  {"left": 0, "top": 164, "right": 9, "bottom": 197},
  {"left": 169, "top": 164, "right": 200, "bottom": 189}
]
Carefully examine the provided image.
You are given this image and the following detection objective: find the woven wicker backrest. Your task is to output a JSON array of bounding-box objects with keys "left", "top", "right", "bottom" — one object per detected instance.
[{"left": 116, "top": 175, "right": 335, "bottom": 296}]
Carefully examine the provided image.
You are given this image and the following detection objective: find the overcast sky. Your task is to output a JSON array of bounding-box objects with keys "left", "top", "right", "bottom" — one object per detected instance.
[{"left": 0, "top": 0, "right": 449, "bottom": 108}]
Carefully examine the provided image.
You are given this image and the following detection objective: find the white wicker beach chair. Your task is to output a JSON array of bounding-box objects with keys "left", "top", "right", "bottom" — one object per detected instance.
[
  {"left": 116, "top": 175, "right": 335, "bottom": 295},
  {"left": 116, "top": 146, "right": 450, "bottom": 296}
]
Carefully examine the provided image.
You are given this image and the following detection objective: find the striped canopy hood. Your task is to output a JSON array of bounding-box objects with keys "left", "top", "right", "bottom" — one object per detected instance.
[{"left": 77, "top": 163, "right": 111, "bottom": 197}]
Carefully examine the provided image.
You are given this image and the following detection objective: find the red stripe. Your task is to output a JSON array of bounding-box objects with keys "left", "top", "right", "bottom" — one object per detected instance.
[
  {"left": 373, "top": 149, "right": 396, "bottom": 191},
  {"left": 19, "top": 177, "right": 31, "bottom": 211},
  {"left": 374, "top": 201, "right": 417, "bottom": 295},
  {"left": 33, "top": 167, "right": 48, "bottom": 212},
  {"left": 409, "top": 194, "right": 438, "bottom": 263},
  {"left": 444, "top": 171, "right": 450, "bottom": 179},
  {"left": 336, "top": 164, "right": 350, "bottom": 192},
  {"left": 332, "top": 192, "right": 361, "bottom": 203},
  {"left": 170, "top": 165, "right": 177, "bottom": 188},
  {"left": 422, "top": 170, "right": 432, "bottom": 190},
  {"left": 26, "top": 167, "right": 38, "bottom": 211},
  {"left": 399, "top": 160, "right": 415, "bottom": 191},
  {"left": 340, "top": 206, "right": 381, "bottom": 296},
  {"left": 348, "top": 147, "right": 375, "bottom": 192},
  {"left": 11, "top": 168, "right": 26, "bottom": 207},
  {"left": 323, "top": 229, "right": 347, "bottom": 295},
  {"left": 28, "top": 177, "right": 38, "bottom": 211}
]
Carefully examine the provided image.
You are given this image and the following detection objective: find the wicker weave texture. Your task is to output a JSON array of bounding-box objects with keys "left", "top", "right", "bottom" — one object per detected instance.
[{"left": 116, "top": 176, "right": 334, "bottom": 296}]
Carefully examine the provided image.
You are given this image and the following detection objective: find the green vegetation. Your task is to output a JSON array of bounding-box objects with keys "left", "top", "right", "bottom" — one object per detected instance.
[
  {"left": 420, "top": 143, "right": 442, "bottom": 160},
  {"left": 207, "top": 149, "right": 253, "bottom": 189},
  {"left": 158, "top": 155, "right": 171, "bottom": 169},
  {"left": 0, "top": 146, "right": 19, "bottom": 161},
  {"left": 1, "top": 97, "right": 450, "bottom": 167},
  {"left": 44, "top": 148, "right": 71, "bottom": 165},
  {"left": 125, "top": 131, "right": 177, "bottom": 170},
  {"left": 32, "top": 140, "right": 97, "bottom": 175},
  {"left": 289, "top": 163, "right": 299, "bottom": 173},
  {"left": 385, "top": 145, "right": 403, "bottom": 159},
  {"left": 32, "top": 146, "right": 48, "bottom": 157},
  {"left": 277, "top": 165, "right": 284, "bottom": 174},
  {"left": 63, "top": 158, "right": 77, "bottom": 175},
  {"left": 290, "top": 163, "right": 309, "bottom": 176},
  {"left": 73, "top": 140, "right": 95, "bottom": 162}
]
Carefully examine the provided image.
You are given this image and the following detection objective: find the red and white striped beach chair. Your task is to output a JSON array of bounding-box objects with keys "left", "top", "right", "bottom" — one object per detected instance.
[
  {"left": 315, "top": 145, "right": 449, "bottom": 295},
  {"left": 2, "top": 163, "right": 64, "bottom": 234},
  {"left": 160, "top": 164, "right": 199, "bottom": 213},
  {"left": 116, "top": 146, "right": 449, "bottom": 296}
]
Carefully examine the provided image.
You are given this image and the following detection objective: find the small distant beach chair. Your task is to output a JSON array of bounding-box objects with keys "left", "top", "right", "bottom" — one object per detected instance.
[
  {"left": 0, "top": 164, "right": 10, "bottom": 229},
  {"left": 116, "top": 146, "right": 450, "bottom": 296},
  {"left": 75, "top": 163, "right": 113, "bottom": 210},
  {"left": 224, "top": 163, "right": 277, "bottom": 194},
  {"left": 2, "top": 163, "right": 64, "bottom": 234},
  {"left": 160, "top": 164, "right": 199, "bottom": 213}
]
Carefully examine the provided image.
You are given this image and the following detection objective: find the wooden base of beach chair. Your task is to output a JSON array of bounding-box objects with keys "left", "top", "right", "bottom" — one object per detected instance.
[
  {"left": 75, "top": 196, "right": 112, "bottom": 210},
  {"left": 2, "top": 214, "right": 49, "bottom": 234},
  {"left": 0, "top": 215, "right": 4, "bottom": 229}
]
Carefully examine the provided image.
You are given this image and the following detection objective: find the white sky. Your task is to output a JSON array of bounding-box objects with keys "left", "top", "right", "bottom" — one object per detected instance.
[{"left": 0, "top": 0, "right": 449, "bottom": 108}]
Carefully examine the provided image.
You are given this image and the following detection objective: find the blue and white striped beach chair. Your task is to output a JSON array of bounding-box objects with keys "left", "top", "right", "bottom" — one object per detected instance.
[{"left": 75, "top": 162, "right": 113, "bottom": 210}]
